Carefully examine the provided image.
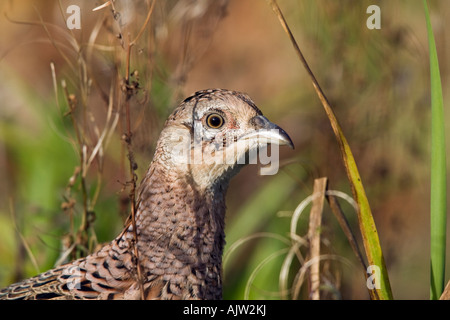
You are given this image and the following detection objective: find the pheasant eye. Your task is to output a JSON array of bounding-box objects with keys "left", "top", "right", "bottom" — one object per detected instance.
[{"left": 206, "top": 113, "right": 224, "bottom": 129}]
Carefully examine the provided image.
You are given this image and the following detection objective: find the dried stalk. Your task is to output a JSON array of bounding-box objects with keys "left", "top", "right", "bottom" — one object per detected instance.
[{"left": 307, "top": 178, "right": 327, "bottom": 300}]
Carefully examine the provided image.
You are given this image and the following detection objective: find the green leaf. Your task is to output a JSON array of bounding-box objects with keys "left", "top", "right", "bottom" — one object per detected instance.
[{"left": 423, "top": 0, "right": 447, "bottom": 300}]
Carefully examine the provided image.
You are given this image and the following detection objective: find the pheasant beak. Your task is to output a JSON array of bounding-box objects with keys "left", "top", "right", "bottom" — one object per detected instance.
[{"left": 240, "top": 115, "right": 294, "bottom": 149}]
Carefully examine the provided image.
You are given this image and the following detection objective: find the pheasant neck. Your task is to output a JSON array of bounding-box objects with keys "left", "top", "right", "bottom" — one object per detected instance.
[{"left": 116, "top": 161, "right": 229, "bottom": 298}]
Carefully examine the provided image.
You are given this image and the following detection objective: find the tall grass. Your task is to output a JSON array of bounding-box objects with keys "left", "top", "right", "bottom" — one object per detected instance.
[
  {"left": 423, "top": 0, "right": 447, "bottom": 300},
  {"left": 268, "top": 0, "right": 393, "bottom": 300}
]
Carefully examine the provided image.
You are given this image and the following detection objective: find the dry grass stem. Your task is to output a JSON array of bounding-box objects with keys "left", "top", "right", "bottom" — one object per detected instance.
[{"left": 307, "top": 178, "right": 327, "bottom": 300}]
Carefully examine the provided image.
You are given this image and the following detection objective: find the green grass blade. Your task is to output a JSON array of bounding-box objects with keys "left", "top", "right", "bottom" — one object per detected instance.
[{"left": 423, "top": 0, "right": 447, "bottom": 300}]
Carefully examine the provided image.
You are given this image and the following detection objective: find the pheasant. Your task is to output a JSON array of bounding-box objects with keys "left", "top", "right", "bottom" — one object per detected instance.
[{"left": 0, "top": 88, "right": 293, "bottom": 300}]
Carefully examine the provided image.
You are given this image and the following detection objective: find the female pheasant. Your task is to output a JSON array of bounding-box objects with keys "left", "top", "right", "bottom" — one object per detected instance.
[{"left": 0, "top": 89, "right": 293, "bottom": 300}]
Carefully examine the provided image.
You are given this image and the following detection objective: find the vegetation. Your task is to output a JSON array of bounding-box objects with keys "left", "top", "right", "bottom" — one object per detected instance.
[{"left": 0, "top": 0, "right": 447, "bottom": 299}]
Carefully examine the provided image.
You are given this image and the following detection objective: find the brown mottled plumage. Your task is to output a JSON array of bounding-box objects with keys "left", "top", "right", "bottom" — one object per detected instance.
[{"left": 0, "top": 89, "right": 293, "bottom": 300}]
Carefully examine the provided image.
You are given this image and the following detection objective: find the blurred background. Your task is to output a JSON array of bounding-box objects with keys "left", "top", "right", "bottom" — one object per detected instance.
[{"left": 0, "top": 0, "right": 449, "bottom": 299}]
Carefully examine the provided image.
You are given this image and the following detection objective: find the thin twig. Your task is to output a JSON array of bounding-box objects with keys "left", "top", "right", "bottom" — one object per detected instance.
[
  {"left": 119, "top": 1, "right": 156, "bottom": 300},
  {"left": 307, "top": 177, "right": 327, "bottom": 300},
  {"left": 326, "top": 191, "right": 379, "bottom": 300},
  {"left": 326, "top": 193, "right": 367, "bottom": 271},
  {"left": 131, "top": 0, "right": 156, "bottom": 46}
]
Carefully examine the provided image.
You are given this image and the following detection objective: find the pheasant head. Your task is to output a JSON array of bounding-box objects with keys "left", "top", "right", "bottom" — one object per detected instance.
[
  {"left": 151, "top": 88, "right": 294, "bottom": 190},
  {"left": 130, "top": 88, "right": 293, "bottom": 299}
]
